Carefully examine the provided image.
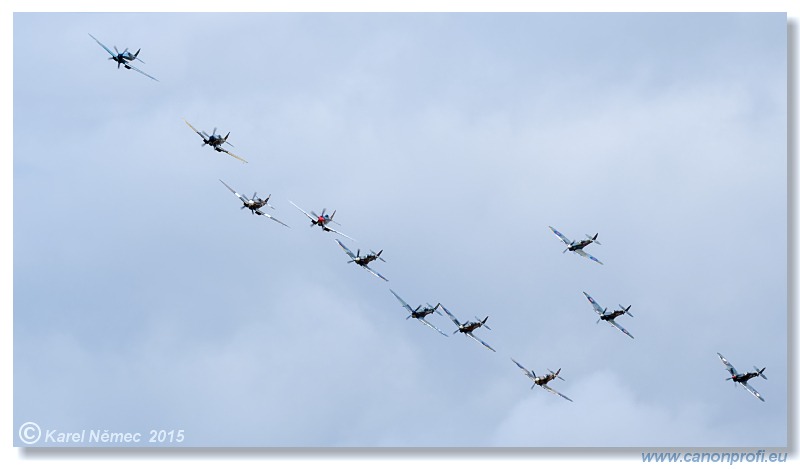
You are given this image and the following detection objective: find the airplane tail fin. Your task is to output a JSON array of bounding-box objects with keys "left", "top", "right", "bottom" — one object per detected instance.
[
  {"left": 548, "top": 368, "right": 565, "bottom": 381},
  {"left": 479, "top": 316, "right": 491, "bottom": 330},
  {"left": 587, "top": 233, "right": 601, "bottom": 245},
  {"left": 755, "top": 367, "right": 767, "bottom": 380},
  {"left": 621, "top": 305, "right": 634, "bottom": 317}
]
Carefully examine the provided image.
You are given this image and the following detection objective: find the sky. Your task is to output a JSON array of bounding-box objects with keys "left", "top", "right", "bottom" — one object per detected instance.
[{"left": 9, "top": 7, "right": 791, "bottom": 454}]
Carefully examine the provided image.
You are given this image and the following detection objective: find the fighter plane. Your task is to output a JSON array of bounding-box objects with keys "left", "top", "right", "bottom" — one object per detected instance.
[
  {"left": 440, "top": 305, "right": 495, "bottom": 352},
  {"left": 389, "top": 289, "right": 448, "bottom": 337},
  {"left": 88, "top": 33, "right": 158, "bottom": 81},
  {"left": 289, "top": 201, "right": 356, "bottom": 241},
  {"left": 582, "top": 292, "right": 634, "bottom": 339},
  {"left": 219, "top": 180, "right": 289, "bottom": 228},
  {"left": 335, "top": 239, "right": 388, "bottom": 281},
  {"left": 548, "top": 226, "right": 603, "bottom": 265},
  {"left": 510, "top": 358, "right": 573, "bottom": 402},
  {"left": 183, "top": 119, "right": 247, "bottom": 163},
  {"left": 717, "top": 352, "right": 767, "bottom": 402}
]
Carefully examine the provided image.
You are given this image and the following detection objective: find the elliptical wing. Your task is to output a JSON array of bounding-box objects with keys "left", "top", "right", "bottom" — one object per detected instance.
[
  {"left": 541, "top": 383, "right": 573, "bottom": 402},
  {"left": 466, "top": 332, "right": 496, "bottom": 352}
]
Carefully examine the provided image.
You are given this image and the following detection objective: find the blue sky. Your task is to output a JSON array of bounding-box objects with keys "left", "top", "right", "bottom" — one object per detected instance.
[{"left": 10, "top": 9, "right": 790, "bottom": 452}]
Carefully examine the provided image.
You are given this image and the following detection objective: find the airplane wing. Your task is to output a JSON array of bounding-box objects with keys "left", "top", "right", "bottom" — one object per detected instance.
[
  {"left": 219, "top": 179, "right": 247, "bottom": 204},
  {"left": 717, "top": 353, "right": 738, "bottom": 376},
  {"left": 549, "top": 226, "right": 572, "bottom": 245},
  {"left": 389, "top": 289, "right": 414, "bottom": 314},
  {"left": 361, "top": 264, "right": 388, "bottom": 282},
  {"left": 254, "top": 209, "right": 290, "bottom": 228},
  {"left": 219, "top": 147, "right": 247, "bottom": 163},
  {"left": 439, "top": 305, "right": 462, "bottom": 327},
  {"left": 289, "top": 201, "right": 316, "bottom": 222},
  {"left": 582, "top": 292, "right": 605, "bottom": 314},
  {"left": 324, "top": 225, "right": 356, "bottom": 242},
  {"left": 466, "top": 332, "right": 496, "bottom": 352},
  {"left": 510, "top": 358, "right": 535, "bottom": 380},
  {"left": 741, "top": 382, "right": 765, "bottom": 402},
  {"left": 607, "top": 319, "right": 634, "bottom": 339},
  {"left": 416, "top": 317, "right": 448, "bottom": 337},
  {"left": 125, "top": 62, "right": 159, "bottom": 81},
  {"left": 335, "top": 239, "right": 357, "bottom": 260},
  {"left": 541, "top": 383, "right": 573, "bottom": 402},
  {"left": 183, "top": 119, "right": 205, "bottom": 139},
  {"left": 575, "top": 248, "right": 603, "bottom": 265},
  {"left": 88, "top": 33, "right": 116, "bottom": 58}
]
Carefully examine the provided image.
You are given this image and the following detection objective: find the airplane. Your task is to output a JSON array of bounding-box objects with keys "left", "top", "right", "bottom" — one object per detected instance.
[
  {"left": 582, "top": 292, "right": 634, "bottom": 339},
  {"left": 548, "top": 226, "right": 603, "bottom": 265},
  {"left": 335, "top": 239, "right": 388, "bottom": 282},
  {"left": 88, "top": 33, "right": 158, "bottom": 81},
  {"left": 510, "top": 358, "right": 573, "bottom": 402},
  {"left": 717, "top": 352, "right": 767, "bottom": 402},
  {"left": 289, "top": 201, "right": 356, "bottom": 241},
  {"left": 440, "top": 305, "right": 495, "bottom": 352},
  {"left": 389, "top": 289, "right": 448, "bottom": 337},
  {"left": 219, "top": 180, "right": 289, "bottom": 228},
  {"left": 183, "top": 119, "right": 247, "bottom": 163}
]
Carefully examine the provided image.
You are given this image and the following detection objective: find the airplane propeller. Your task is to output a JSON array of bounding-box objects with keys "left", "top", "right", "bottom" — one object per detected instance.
[
  {"left": 596, "top": 307, "right": 608, "bottom": 324},
  {"left": 113, "top": 46, "right": 122, "bottom": 67}
]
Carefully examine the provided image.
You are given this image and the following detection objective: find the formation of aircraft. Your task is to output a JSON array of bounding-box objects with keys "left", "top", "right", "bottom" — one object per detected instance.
[
  {"left": 440, "top": 305, "right": 496, "bottom": 352},
  {"left": 335, "top": 239, "right": 388, "bottom": 281},
  {"left": 389, "top": 290, "right": 448, "bottom": 337},
  {"left": 582, "top": 292, "right": 634, "bottom": 339},
  {"left": 85, "top": 35, "right": 777, "bottom": 410},
  {"left": 88, "top": 33, "right": 159, "bottom": 81},
  {"left": 510, "top": 358, "right": 573, "bottom": 402},
  {"left": 184, "top": 119, "right": 247, "bottom": 163},
  {"left": 289, "top": 202, "right": 356, "bottom": 241},
  {"left": 549, "top": 226, "right": 603, "bottom": 265},
  {"left": 219, "top": 180, "right": 289, "bottom": 228},
  {"left": 717, "top": 352, "right": 767, "bottom": 402}
]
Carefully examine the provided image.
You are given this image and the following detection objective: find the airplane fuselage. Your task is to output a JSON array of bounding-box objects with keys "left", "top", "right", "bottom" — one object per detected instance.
[
  {"left": 569, "top": 240, "right": 592, "bottom": 251},
  {"left": 244, "top": 199, "right": 266, "bottom": 210},
  {"left": 535, "top": 375, "right": 555, "bottom": 386},
  {"left": 732, "top": 372, "right": 758, "bottom": 384},
  {"left": 459, "top": 322, "right": 482, "bottom": 334},
  {"left": 601, "top": 311, "right": 624, "bottom": 321},
  {"left": 411, "top": 308, "right": 435, "bottom": 319},
  {"left": 205, "top": 135, "right": 225, "bottom": 148}
]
